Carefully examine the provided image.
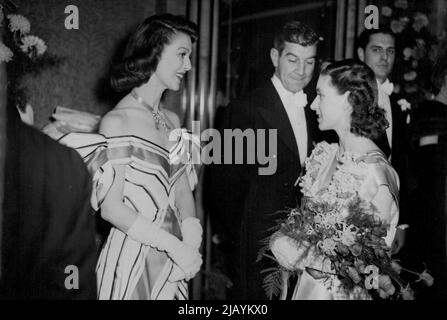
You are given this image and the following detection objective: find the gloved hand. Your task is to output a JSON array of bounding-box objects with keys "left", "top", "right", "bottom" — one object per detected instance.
[
  {"left": 126, "top": 215, "right": 202, "bottom": 280},
  {"left": 181, "top": 217, "right": 203, "bottom": 250},
  {"left": 270, "top": 232, "right": 316, "bottom": 271},
  {"left": 169, "top": 217, "right": 203, "bottom": 282}
]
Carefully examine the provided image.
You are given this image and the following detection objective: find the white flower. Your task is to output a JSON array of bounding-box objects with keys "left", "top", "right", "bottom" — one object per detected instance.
[
  {"left": 400, "top": 285, "right": 415, "bottom": 300},
  {"left": 318, "top": 238, "right": 337, "bottom": 256},
  {"left": 390, "top": 20, "right": 405, "bottom": 34},
  {"left": 413, "top": 12, "right": 429, "bottom": 33},
  {"left": 332, "top": 162, "right": 364, "bottom": 197},
  {"left": 20, "top": 35, "right": 47, "bottom": 57},
  {"left": 0, "top": 41, "right": 14, "bottom": 63},
  {"left": 397, "top": 99, "right": 411, "bottom": 112},
  {"left": 416, "top": 270, "right": 434, "bottom": 287},
  {"left": 378, "top": 274, "right": 396, "bottom": 298},
  {"left": 314, "top": 209, "right": 344, "bottom": 230},
  {"left": 402, "top": 47, "right": 413, "bottom": 61},
  {"left": 336, "top": 223, "right": 358, "bottom": 246},
  {"left": 391, "top": 260, "right": 402, "bottom": 274},
  {"left": 7, "top": 14, "right": 31, "bottom": 34},
  {"left": 381, "top": 6, "right": 393, "bottom": 17}
]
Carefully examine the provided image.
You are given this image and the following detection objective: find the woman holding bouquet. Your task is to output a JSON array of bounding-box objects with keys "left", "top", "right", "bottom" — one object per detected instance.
[
  {"left": 270, "top": 59, "right": 400, "bottom": 300},
  {"left": 59, "top": 14, "right": 202, "bottom": 299}
]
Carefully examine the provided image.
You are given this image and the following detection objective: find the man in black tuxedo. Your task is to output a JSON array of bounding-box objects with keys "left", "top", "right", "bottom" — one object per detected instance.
[
  {"left": 0, "top": 106, "right": 97, "bottom": 299},
  {"left": 357, "top": 28, "right": 410, "bottom": 255},
  {"left": 206, "top": 21, "right": 322, "bottom": 299}
]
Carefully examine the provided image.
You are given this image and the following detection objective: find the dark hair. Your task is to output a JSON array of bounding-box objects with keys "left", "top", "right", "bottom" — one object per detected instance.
[
  {"left": 320, "top": 59, "right": 388, "bottom": 140},
  {"left": 432, "top": 42, "right": 447, "bottom": 93},
  {"left": 356, "top": 27, "right": 396, "bottom": 52},
  {"left": 111, "top": 14, "right": 198, "bottom": 92},
  {"left": 273, "top": 21, "right": 320, "bottom": 54}
]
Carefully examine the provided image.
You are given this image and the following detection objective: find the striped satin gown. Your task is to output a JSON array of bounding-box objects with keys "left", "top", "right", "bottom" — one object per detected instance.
[{"left": 59, "top": 129, "right": 199, "bottom": 300}]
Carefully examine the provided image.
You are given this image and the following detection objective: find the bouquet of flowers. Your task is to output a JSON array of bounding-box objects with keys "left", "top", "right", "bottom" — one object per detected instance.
[{"left": 259, "top": 195, "right": 434, "bottom": 300}]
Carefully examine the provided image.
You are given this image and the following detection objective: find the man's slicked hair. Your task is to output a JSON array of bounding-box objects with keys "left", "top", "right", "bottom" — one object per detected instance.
[{"left": 273, "top": 21, "right": 320, "bottom": 54}]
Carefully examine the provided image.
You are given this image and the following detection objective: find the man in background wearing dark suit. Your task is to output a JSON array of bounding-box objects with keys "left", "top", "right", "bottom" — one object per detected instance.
[
  {"left": 0, "top": 104, "right": 97, "bottom": 299},
  {"left": 206, "top": 21, "right": 321, "bottom": 300},
  {"left": 357, "top": 27, "right": 411, "bottom": 255}
]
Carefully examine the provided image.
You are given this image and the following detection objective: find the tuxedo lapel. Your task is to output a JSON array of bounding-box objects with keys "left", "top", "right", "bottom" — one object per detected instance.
[
  {"left": 390, "top": 94, "right": 401, "bottom": 154},
  {"left": 375, "top": 129, "right": 391, "bottom": 159},
  {"left": 258, "top": 82, "right": 299, "bottom": 157},
  {"left": 304, "top": 105, "right": 317, "bottom": 156}
]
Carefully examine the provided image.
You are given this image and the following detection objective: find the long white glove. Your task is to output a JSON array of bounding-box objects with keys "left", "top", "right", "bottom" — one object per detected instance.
[
  {"left": 169, "top": 217, "right": 203, "bottom": 282},
  {"left": 181, "top": 217, "right": 203, "bottom": 250},
  {"left": 127, "top": 215, "right": 202, "bottom": 281}
]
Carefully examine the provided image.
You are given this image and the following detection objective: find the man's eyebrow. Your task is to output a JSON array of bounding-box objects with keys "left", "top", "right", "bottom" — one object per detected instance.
[
  {"left": 285, "top": 53, "right": 298, "bottom": 58},
  {"left": 177, "top": 47, "right": 191, "bottom": 51},
  {"left": 285, "top": 53, "right": 316, "bottom": 60},
  {"left": 370, "top": 45, "right": 395, "bottom": 49}
]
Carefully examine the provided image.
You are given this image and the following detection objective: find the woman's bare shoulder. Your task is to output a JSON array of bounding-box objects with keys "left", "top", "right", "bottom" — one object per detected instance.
[{"left": 99, "top": 109, "right": 130, "bottom": 136}]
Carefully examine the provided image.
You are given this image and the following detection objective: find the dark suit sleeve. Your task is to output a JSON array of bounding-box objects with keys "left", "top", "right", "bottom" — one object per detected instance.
[
  {"left": 38, "top": 136, "right": 97, "bottom": 299},
  {"left": 204, "top": 98, "right": 254, "bottom": 243},
  {"left": 1, "top": 122, "right": 97, "bottom": 299},
  {"left": 61, "top": 148, "right": 97, "bottom": 299}
]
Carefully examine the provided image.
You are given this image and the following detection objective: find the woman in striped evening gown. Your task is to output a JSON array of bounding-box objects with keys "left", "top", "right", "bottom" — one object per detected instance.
[{"left": 60, "top": 14, "right": 202, "bottom": 300}]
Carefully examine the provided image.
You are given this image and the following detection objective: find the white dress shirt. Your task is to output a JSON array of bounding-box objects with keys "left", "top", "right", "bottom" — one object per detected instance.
[
  {"left": 271, "top": 75, "right": 308, "bottom": 166},
  {"left": 377, "top": 78, "right": 394, "bottom": 149}
]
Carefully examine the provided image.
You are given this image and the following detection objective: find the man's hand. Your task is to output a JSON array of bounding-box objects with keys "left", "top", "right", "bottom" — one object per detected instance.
[{"left": 391, "top": 228, "right": 406, "bottom": 255}]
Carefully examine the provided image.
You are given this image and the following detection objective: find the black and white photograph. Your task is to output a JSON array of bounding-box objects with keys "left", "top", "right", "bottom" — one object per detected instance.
[{"left": 0, "top": 0, "right": 446, "bottom": 304}]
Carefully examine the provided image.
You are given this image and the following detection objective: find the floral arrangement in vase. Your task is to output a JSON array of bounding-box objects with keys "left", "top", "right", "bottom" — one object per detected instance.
[{"left": 0, "top": 0, "right": 62, "bottom": 118}]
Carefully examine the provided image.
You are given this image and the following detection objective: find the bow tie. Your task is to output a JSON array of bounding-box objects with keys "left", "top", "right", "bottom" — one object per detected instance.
[
  {"left": 289, "top": 91, "right": 308, "bottom": 108},
  {"left": 379, "top": 79, "right": 394, "bottom": 96}
]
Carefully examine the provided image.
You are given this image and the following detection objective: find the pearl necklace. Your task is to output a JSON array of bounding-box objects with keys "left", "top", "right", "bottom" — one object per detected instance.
[{"left": 130, "top": 89, "right": 169, "bottom": 132}]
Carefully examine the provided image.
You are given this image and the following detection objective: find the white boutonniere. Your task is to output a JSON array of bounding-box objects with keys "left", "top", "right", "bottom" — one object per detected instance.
[
  {"left": 397, "top": 99, "right": 411, "bottom": 123},
  {"left": 397, "top": 99, "right": 411, "bottom": 112}
]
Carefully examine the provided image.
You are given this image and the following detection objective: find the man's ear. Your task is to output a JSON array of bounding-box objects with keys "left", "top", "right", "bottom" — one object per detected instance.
[
  {"left": 357, "top": 47, "right": 365, "bottom": 62},
  {"left": 270, "top": 48, "right": 279, "bottom": 68}
]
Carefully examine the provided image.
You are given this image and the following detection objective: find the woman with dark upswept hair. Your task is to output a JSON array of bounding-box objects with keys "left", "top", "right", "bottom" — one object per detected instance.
[
  {"left": 59, "top": 14, "right": 202, "bottom": 300},
  {"left": 270, "top": 59, "right": 400, "bottom": 300}
]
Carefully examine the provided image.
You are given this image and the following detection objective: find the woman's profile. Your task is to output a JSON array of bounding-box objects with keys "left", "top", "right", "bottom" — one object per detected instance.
[{"left": 270, "top": 59, "right": 400, "bottom": 300}]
